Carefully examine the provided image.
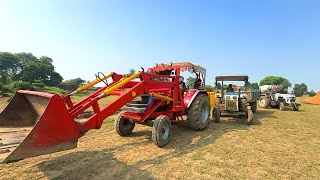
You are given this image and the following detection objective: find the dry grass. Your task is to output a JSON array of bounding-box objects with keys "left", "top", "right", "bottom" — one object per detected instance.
[{"left": 0, "top": 97, "right": 320, "bottom": 179}]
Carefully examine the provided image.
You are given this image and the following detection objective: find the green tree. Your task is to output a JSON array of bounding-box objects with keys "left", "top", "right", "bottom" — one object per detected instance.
[
  {"left": 128, "top": 69, "right": 136, "bottom": 76},
  {"left": 13, "top": 52, "right": 38, "bottom": 80},
  {"left": 63, "top": 78, "right": 86, "bottom": 88},
  {"left": 186, "top": 77, "right": 196, "bottom": 89},
  {"left": 20, "top": 60, "right": 63, "bottom": 86},
  {"left": 223, "top": 84, "right": 229, "bottom": 89},
  {"left": 260, "top": 76, "right": 291, "bottom": 89},
  {"left": 214, "top": 82, "right": 222, "bottom": 89},
  {"left": 293, "top": 83, "right": 308, "bottom": 97},
  {"left": 244, "top": 82, "right": 259, "bottom": 90},
  {"left": 0, "top": 51, "right": 63, "bottom": 87},
  {"left": 39, "top": 56, "right": 54, "bottom": 65},
  {"left": 46, "top": 72, "right": 63, "bottom": 86},
  {"left": 306, "top": 90, "right": 316, "bottom": 97},
  {"left": 12, "top": 81, "right": 35, "bottom": 90},
  {"left": 0, "top": 52, "right": 20, "bottom": 84},
  {"left": 205, "top": 85, "right": 214, "bottom": 92},
  {"left": 15, "top": 52, "right": 38, "bottom": 68}
]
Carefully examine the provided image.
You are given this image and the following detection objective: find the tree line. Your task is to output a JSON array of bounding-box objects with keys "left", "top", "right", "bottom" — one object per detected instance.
[
  {"left": 258, "top": 76, "right": 315, "bottom": 97},
  {"left": 0, "top": 52, "right": 63, "bottom": 93},
  {"left": 0, "top": 53, "right": 316, "bottom": 97}
]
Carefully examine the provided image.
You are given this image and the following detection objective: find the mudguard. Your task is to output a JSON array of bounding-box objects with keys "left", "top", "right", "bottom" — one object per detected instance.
[{"left": 183, "top": 89, "right": 207, "bottom": 108}]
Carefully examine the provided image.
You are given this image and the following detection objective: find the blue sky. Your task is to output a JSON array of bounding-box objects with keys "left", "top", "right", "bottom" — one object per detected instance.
[{"left": 0, "top": 0, "right": 319, "bottom": 91}]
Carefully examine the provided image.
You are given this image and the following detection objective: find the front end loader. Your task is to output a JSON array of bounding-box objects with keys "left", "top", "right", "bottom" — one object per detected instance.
[{"left": 0, "top": 62, "right": 212, "bottom": 163}]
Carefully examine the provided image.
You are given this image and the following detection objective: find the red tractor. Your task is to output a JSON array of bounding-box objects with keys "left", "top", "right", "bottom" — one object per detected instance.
[{"left": 0, "top": 62, "right": 213, "bottom": 163}]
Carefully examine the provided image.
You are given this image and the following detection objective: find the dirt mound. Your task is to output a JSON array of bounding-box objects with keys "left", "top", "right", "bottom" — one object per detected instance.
[{"left": 304, "top": 92, "right": 320, "bottom": 105}]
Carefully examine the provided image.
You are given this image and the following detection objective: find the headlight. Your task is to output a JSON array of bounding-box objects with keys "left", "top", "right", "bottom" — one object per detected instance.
[
  {"left": 226, "top": 96, "right": 230, "bottom": 100},
  {"left": 233, "top": 96, "right": 237, "bottom": 99}
]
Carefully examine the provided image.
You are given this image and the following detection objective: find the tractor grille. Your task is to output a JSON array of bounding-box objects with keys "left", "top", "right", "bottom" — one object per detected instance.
[
  {"left": 290, "top": 98, "right": 295, "bottom": 102},
  {"left": 226, "top": 100, "right": 238, "bottom": 111}
]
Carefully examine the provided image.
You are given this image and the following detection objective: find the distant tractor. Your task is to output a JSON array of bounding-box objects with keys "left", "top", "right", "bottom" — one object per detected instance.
[
  {"left": 213, "top": 76, "right": 260, "bottom": 125},
  {"left": 258, "top": 85, "right": 300, "bottom": 111}
]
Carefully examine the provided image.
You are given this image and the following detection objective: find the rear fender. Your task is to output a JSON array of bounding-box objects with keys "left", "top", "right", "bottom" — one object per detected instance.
[{"left": 184, "top": 89, "right": 207, "bottom": 108}]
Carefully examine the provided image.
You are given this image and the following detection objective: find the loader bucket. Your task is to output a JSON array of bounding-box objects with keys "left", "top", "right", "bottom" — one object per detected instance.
[{"left": 0, "top": 90, "right": 81, "bottom": 163}]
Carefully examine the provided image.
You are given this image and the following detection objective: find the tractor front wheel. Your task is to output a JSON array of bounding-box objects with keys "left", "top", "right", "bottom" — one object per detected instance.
[
  {"left": 115, "top": 111, "right": 135, "bottom": 136},
  {"left": 152, "top": 115, "right": 171, "bottom": 147},
  {"left": 258, "top": 96, "right": 270, "bottom": 109},
  {"left": 186, "top": 94, "right": 210, "bottom": 131},
  {"left": 251, "top": 101, "right": 257, "bottom": 113},
  {"left": 293, "top": 103, "right": 299, "bottom": 111},
  {"left": 241, "top": 109, "right": 253, "bottom": 125},
  {"left": 279, "top": 102, "right": 285, "bottom": 111},
  {"left": 213, "top": 108, "right": 220, "bottom": 123}
]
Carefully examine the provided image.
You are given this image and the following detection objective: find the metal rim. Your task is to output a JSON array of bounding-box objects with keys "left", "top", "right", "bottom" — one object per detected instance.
[
  {"left": 123, "top": 119, "right": 133, "bottom": 130},
  {"left": 259, "top": 99, "right": 266, "bottom": 106},
  {"left": 161, "top": 121, "right": 170, "bottom": 140},
  {"left": 200, "top": 103, "right": 209, "bottom": 124}
]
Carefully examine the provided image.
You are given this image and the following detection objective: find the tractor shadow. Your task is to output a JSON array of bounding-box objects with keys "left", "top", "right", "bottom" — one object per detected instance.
[
  {"left": 35, "top": 111, "right": 272, "bottom": 179},
  {"left": 35, "top": 145, "right": 156, "bottom": 180},
  {"left": 255, "top": 108, "right": 277, "bottom": 119}
]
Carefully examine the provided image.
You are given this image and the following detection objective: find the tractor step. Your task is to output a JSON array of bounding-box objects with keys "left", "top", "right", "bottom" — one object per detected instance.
[
  {"left": 122, "top": 114, "right": 142, "bottom": 121},
  {"left": 126, "top": 107, "right": 147, "bottom": 112},
  {"left": 126, "top": 103, "right": 148, "bottom": 108}
]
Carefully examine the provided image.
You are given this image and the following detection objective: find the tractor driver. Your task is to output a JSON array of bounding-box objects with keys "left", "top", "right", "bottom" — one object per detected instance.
[
  {"left": 193, "top": 73, "right": 202, "bottom": 89},
  {"left": 226, "top": 84, "right": 234, "bottom": 92},
  {"left": 179, "top": 76, "right": 187, "bottom": 98}
]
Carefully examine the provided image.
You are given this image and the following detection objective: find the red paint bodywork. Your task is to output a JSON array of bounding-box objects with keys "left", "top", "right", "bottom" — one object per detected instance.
[{"left": 1, "top": 65, "right": 207, "bottom": 162}]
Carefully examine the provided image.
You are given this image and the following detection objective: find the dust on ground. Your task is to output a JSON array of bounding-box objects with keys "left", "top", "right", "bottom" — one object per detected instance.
[
  {"left": 304, "top": 92, "right": 320, "bottom": 105},
  {"left": 0, "top": 97, "right": 320, "bottom": 179}
]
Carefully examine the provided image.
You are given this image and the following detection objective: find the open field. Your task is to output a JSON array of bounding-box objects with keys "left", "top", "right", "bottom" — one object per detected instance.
[{"left": 0, "top": 97, "right": 320, "bottom": 179}]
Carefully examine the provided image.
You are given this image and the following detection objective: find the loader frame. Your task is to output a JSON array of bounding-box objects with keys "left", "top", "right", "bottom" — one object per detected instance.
[{"left": 1, "top": 62, "right": 210, "bottom": 162}]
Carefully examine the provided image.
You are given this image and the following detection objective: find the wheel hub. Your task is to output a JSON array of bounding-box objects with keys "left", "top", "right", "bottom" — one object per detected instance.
[
  {"left": 161, "top": 122, "right": 169, "bottom": 140},
  {"left": 200, "top": 103, "right": 209, "bottom": 124},
  {"left": 123, "top": 120, "right": 133, "bottom": 130}
]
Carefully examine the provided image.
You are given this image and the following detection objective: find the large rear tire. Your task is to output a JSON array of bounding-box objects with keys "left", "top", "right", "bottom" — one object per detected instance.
[
  {"left": 115, "top": 111, "right": 135, "bottom": 136},
  {"left": 186, "top": 94, "right": 210, "bottom": 131},
  {"left": 258, "top": 96, "right": 270, "bottom": 109},
  {"left": 152, "top": 115, "right": 171, "bottom": 147}
]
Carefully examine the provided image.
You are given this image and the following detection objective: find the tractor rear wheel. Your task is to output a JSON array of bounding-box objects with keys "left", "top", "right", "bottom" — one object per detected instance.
[
  {"left": 258, "top": 96, "right": 270, "bottom": 109},
  {"left": 213, "top": 107, "right": 220, "bottom": 123},
  {"left": 241, "top": 109, "right": 253, "bottom": 125},
  {"left": 115, "top": 111, "right": 135, "bottom": 136},
  {"left": 152, "top": 115, "right": 171, "bottom": 147},
  {"left": 186, "top": 94, "right": 210, "bottom": 131},
  {"left": 279, "top": 102, "right": 285, "bottom": 111}
]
